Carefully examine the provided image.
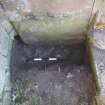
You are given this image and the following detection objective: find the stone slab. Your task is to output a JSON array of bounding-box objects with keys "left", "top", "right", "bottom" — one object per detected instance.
[{"left": 0, "top": 20, "right": 15, "bottom": 105}]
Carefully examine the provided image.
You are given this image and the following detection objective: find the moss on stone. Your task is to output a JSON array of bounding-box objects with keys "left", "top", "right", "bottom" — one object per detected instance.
[{"left": 86, "top": 36, "right": 101, "bottom": 94}]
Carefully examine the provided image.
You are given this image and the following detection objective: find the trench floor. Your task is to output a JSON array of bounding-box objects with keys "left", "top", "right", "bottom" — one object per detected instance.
[{"left": 11, "top": 37, "right": 95, "bottom": 105}]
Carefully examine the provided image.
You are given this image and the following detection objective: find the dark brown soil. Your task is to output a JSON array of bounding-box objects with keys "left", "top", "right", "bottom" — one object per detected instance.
[{"left": 10, "top": 36, "right": 95, "bottom": 105}]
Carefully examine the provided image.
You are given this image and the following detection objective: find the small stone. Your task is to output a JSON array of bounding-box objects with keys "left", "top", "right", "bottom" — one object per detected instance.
[
  {"left": 98, "top": 62, "right": 105, "bottom": 72},
  {"left": 66, "top": 72, "right": 73, "bottom": 79},
  {"left": 35, "top": 84, "right": 38, "bottom": 89},
  {"left": 58, "top": 66, "right": 61, "bottom": 72}
]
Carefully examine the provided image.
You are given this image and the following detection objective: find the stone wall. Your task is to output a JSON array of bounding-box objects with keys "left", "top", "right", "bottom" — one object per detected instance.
[
  {"left": 88, "top": 1, "right": 105, "bottom": 104},
  {"left": 0, "top": 20, "right": 15, "bottom": 105},
  {"left": 0, "top": 0, "right": 93, "bottom": 44}
]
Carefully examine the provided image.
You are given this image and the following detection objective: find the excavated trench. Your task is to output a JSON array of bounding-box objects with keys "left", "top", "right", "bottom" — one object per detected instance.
[{"left": 10, "top": 36, "right": 96, "bottom": 105}]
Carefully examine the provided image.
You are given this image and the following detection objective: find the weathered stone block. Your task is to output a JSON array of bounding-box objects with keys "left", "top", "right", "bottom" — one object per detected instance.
[
  {"left": 12, "top": 17, "right": 88, "bottom": 44},
  {"left": 1, "top": 0, "right": 93, "bottom": 44},
  {"left": 0, "top": 20, "right": 15, "bottom": 105}
]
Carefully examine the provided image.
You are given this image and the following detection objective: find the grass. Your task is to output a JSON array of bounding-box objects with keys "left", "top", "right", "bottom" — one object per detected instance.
[{"left": 11, "top": 80, "right": 42, "bottom": 105}]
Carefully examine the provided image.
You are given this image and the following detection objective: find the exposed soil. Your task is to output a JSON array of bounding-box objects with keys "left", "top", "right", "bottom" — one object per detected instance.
[{"left": 10, "top": 36, "right": 95, "bottom": 105}]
